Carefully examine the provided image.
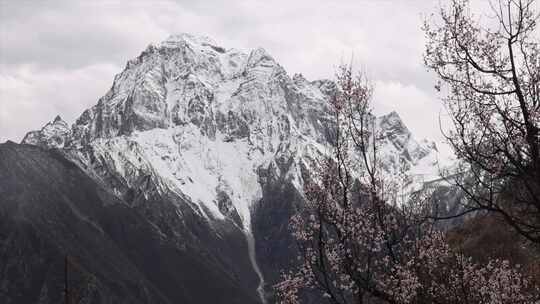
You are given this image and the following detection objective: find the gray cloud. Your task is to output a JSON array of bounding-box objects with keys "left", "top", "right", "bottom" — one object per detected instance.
[{"left": 1, "top": 0, "right": 449, "bottom": 145}]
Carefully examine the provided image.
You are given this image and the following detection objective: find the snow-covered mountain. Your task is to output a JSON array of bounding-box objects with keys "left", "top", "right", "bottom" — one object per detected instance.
[
  {"left": 18, "top": 33, "right": 445, "bottom": 303},
  {"left": 23, "top": 34, "right": 440, "bottom": 222}
]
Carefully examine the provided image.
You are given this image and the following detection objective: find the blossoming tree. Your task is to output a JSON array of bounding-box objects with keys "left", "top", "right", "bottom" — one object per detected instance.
[
  {"left": 423, "top": 0, "right": 540, "bottom": 243},
  {"left": 276, "top": 65, "right": 539, "bottom": 303}
]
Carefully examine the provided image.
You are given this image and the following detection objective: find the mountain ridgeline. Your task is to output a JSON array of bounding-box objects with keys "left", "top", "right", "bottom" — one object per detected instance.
[{"left": 2, "top": 33, "right": 445, "bottom": 304}]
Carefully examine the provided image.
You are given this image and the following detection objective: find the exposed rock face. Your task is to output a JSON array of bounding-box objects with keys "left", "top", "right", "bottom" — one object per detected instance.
[
  {"left": 13, "top": 33, "right": 446, "bottom": 303},
  {"left": 22, "top": 115, "right": 71, "bottom": 148}
]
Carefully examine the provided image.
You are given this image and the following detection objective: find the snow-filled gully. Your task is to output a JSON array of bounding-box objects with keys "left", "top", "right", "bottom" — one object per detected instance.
[{"left": 245, "top": 230, "right": 267, "bottom": 304}]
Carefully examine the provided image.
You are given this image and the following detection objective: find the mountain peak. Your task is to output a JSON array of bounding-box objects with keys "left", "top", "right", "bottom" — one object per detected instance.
[
  {"left": 379, "top": 110, "right": 407, "bottom": 133},
  {"left": 386, "top": 110, "right": 400, "bottom": 117},
  {"left": 21, "top": 115, "right": 70, "bottom": 148},
  {"left": 158, "top": 33, "right": 226, "bottom": 52},
  {"left": 166, "top": 33, "right": 216, "bottom": 44},
  {"left": 380, "top": 110, "right": 401, "bottom": 121},
  {"left": 53, "top": 115, "right": 63, "bottom": 123},
  {"left": 247, "top": 47, "right": 275, "bottom": 65},
  {"left": 293, "top": 73, "right": 308, "bottom": 84}
]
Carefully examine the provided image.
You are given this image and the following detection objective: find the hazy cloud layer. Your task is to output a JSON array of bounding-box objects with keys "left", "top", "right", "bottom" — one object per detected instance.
[{"left": 1, "top": 0, "right": 451, "bottom": 148}]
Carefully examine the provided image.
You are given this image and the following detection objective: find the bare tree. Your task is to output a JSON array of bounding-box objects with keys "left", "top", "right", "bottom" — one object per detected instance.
[
  {"left": 276, "top": 65, "right": 539, "bottom": 304},
  {"left": 423, "top": 0, "right": 540, "bottom": 242}
]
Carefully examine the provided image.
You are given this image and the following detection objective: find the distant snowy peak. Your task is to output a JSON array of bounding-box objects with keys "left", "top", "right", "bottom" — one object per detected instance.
[
  {"left": 379, "top": 111, "right": 407, "bottom": 134},
  {"left": 377, "top": 111, "right": 436, "bottom": 163},
  {"left": 22, "top": 115, "right": 71, "bottom": 148}
]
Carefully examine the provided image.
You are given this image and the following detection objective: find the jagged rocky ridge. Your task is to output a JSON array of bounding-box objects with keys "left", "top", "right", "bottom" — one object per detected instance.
[
  {"left": 22, "top": 115, "right": 70, "bottom": 149},
  {"left": 14, "top": 33, "right": 447, "bottom": 303}
]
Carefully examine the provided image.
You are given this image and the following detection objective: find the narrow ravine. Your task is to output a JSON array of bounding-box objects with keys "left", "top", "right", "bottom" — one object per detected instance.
[{"left": 245, "top": 230, "right": 267, "bottom": 304}]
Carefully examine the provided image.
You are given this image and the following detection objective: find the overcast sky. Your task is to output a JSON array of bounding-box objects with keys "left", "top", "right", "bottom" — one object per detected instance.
[{"left": 1, "top": 0, "right": 455, "bottom": 150}]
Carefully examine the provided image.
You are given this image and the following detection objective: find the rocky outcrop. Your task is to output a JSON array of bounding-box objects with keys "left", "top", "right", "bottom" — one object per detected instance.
[{"left": 22, "top": 115, "right": 71, "bottom": 148}]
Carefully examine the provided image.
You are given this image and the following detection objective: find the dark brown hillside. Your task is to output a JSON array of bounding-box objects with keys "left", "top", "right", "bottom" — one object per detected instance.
[{"left": 447, "top": 213, "right": 540, "bottom": 286}]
